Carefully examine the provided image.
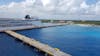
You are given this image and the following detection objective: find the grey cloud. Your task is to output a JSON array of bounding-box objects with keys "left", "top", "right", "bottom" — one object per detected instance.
[{"left": 0, "top": 0, "right": 100, "bottom": 20}]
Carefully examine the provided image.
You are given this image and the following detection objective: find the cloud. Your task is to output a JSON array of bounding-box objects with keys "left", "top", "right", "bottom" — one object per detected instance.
[
  {"left": 0, "top": 0, "right": 36, "bottom": 18},
  {"left": 95, "top": 1, "right": 100, "bottom": 15},
  {"left": 0, "top": 0, "right": 100, "bottom": 20}
]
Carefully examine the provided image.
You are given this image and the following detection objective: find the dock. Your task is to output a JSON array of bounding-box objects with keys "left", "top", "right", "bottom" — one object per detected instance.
[
  {"left": 0, "top": 23, "right": 67, "bottom": 32},
  {"left": 5, "top": 30, "right": 71, "bottom": 56}
]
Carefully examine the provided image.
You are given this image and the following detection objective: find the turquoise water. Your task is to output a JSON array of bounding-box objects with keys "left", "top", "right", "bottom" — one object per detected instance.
[
  {"left": 0, "top": 25, "right": 100, "bottom": 56},
  {"left": 16, "top": 25, "right": 100, "bottom": 56}
]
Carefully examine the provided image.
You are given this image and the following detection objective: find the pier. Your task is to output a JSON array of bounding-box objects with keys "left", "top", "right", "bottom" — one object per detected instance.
[
  {"left": 5, "top": 30, "right": 71, "bottom": 56},
  {"left": 0, "top": 23, "right": 67, "bottom": 32}
]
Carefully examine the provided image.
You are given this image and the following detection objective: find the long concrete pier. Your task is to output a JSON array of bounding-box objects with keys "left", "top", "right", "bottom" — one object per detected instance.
[
  {"left": 5, "top": 30, "right": 71, "bottom": 56},
  {"left": 0, "top": 23, "right": 67, "bottom": 32}
]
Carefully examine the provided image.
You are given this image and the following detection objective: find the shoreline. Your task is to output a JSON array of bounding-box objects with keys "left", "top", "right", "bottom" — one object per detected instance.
[{"left": 74, "top": 23, "right": 100, "bottom": 27}]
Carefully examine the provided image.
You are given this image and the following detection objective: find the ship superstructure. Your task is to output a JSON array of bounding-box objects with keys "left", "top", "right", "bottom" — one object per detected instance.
[{"left": 0, "top": 17, "right": 42, "bottom": 31}]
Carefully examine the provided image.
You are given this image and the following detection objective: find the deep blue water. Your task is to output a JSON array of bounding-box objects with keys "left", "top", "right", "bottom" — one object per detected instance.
[
  {"left": 0, "top": 32, "right": 44, "bottom": 56},
  {"left": 16, "top": 25, "right": 100, "bottom": 56},
  {"left": 1, "top": 25, "right": 100, "bottom": 56}
]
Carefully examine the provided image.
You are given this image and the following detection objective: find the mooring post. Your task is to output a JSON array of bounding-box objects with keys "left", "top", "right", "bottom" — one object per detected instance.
[
  {"left": 45, "top": 53, "right": 48, "bottom": 56},
  {"left": 45, "top": 53, "right": 53, "bottom": 56}
]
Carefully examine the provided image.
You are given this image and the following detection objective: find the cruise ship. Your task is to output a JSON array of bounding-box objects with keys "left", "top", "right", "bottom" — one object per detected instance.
[
  {"left": 0, "top": 19, "right": 42, "bottom": 27},
  {"left": 0, "top": 16, "right": 42, "bottom": 31}
]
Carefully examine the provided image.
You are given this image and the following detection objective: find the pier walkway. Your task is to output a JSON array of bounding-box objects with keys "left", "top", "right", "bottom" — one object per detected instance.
[
  {"left": 5, "top": 30, "right": 71, "bottom": 56},
  {"left": 0, "top": 23, "right": 67, "bottom": 32}
]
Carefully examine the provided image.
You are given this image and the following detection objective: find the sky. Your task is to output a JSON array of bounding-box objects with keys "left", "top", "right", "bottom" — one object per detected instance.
[{"left": 0, "top": 0, "right": 100, "bottom": 20}]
